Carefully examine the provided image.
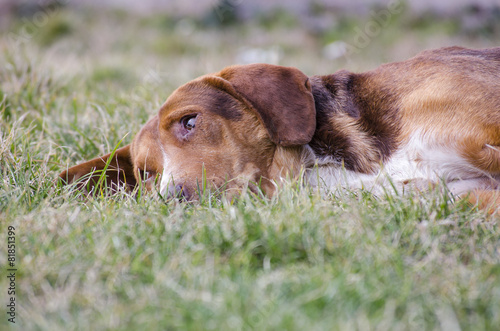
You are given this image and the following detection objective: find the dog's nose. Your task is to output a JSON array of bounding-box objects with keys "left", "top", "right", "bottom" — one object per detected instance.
[{"left": 164, "top": 183, "right": 190, "bottom": 201}]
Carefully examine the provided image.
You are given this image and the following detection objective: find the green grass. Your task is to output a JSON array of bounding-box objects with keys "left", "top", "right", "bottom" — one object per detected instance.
[{"left": 1, "top": 6, "right": 499, "bottom": 330}]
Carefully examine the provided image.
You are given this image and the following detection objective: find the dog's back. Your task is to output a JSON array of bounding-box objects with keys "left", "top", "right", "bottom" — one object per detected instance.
[{"left": 308, "top": 47, "right": 500, "bottom": 210}]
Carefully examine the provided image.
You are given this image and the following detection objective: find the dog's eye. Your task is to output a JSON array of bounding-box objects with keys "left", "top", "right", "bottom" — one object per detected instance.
[{"left": 181, "top": 115, "right": 197, "bottom": 131}]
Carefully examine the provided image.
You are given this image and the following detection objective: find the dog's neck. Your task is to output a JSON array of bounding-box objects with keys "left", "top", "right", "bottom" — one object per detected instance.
[
  {"left": 307, "top": 71, "right": 401, "bottom": 174},
  {"left": 268, "top": 70, "right": 402, "bottom": 186}
]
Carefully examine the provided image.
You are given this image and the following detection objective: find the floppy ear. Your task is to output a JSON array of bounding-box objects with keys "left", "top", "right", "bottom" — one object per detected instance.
[
  {"left": 218, "top": 64, "right": 316, "bottom": 146},
  {"left": 59, "top": 145, "right": 136, "bottom": 193}
]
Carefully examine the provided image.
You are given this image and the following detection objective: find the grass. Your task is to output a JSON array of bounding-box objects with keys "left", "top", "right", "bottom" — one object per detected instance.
[{"left": 1, "top": 5, "right": 499, "bottom": 330}]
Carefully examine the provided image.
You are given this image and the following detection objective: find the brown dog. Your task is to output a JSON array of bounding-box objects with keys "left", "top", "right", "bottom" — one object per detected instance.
[{"left": 59, "top": 46, "right": 500, "bottom": 210}]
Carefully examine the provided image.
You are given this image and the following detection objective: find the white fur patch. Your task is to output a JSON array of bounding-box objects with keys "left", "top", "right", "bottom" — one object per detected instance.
[
  {"left": 385, "top": 130, "right": 486, "bottom": 181},
  {"left": 305, "top": 130, "right": 494, "bottom": 195},
  {"left": 159, "top": 150, "right": 172, "bottom": 196}
]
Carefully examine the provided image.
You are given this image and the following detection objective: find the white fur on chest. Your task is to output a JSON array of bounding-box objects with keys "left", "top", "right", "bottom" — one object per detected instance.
[{"left": 305, "top": 131, "right": 493, "bottom": 195}]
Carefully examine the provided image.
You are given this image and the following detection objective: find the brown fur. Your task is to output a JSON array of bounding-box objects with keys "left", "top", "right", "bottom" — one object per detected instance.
[
  {"left": 59, "top": 145, "right": 135, "bottom": 193},
  {"left": 59, "top": 46, "right": 500, "bottom": 212}
]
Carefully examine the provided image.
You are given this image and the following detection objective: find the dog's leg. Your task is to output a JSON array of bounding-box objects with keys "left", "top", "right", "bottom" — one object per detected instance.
[{"left": 461, "top": 189, "right": 500, "bottom": 215}]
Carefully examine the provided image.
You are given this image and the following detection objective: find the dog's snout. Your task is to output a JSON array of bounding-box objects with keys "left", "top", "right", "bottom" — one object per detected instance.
[
  {"left": 172, "top": 184, "right": 189, "bottom": 200},
  {"left": 162, "top": 182, "right": 190, "bottom": 201}
]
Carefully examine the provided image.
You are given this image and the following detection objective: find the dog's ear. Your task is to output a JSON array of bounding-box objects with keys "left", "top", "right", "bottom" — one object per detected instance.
[
  {"left": 59, "top": 145, "right": 136, "bottom": 193},
  {"left": 217, "top": 64, "right": 316, "bottom": 146}
]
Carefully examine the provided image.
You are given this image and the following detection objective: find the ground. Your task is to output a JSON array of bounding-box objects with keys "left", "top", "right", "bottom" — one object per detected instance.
[{"left": 0, "top": 3, "right": 499, "bottom": 330}]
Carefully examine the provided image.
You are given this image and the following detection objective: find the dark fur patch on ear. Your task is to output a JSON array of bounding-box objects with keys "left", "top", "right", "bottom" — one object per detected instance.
[
  {"left": 169, "top": 79, "right": 244, "bottom": 122},
  {"left": 197, "top": 78, "right": 244, "bottom": 121},
  {"left": 218, "top": 64, "right": 316, "bottom": 147}
]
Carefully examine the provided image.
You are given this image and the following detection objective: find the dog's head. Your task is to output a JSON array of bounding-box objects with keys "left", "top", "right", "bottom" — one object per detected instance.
[{"left": 59, "top": 64, "right": 317, "bottom": 199}]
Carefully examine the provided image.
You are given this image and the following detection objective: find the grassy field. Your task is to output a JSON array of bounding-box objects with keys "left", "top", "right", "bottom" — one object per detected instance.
[{"left": 1, "top": 4, "right": 500, "bottom": 330}]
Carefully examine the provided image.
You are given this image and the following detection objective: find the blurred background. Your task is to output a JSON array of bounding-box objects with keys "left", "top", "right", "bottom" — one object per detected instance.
[{"left": 0, "top": 0, "right": 499, "bottom": 128}]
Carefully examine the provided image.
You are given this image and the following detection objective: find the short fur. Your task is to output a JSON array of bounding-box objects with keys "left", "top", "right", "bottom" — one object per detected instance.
[{"left": 59, "top": 46, "right": 500, "bottom": 212}]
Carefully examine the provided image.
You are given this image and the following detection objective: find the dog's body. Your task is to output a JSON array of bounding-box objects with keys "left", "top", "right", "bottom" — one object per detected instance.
[
  {"left": 60, "top": 46, "right": 500, "bottom": 210},
  {"left": 306, "top": 47, "right": 500, "bottom": 199}
]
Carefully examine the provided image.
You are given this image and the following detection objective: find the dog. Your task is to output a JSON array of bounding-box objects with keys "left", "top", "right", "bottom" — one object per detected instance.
[{"left": 59, "top": 46, "right": 500, "bottom": 211}]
